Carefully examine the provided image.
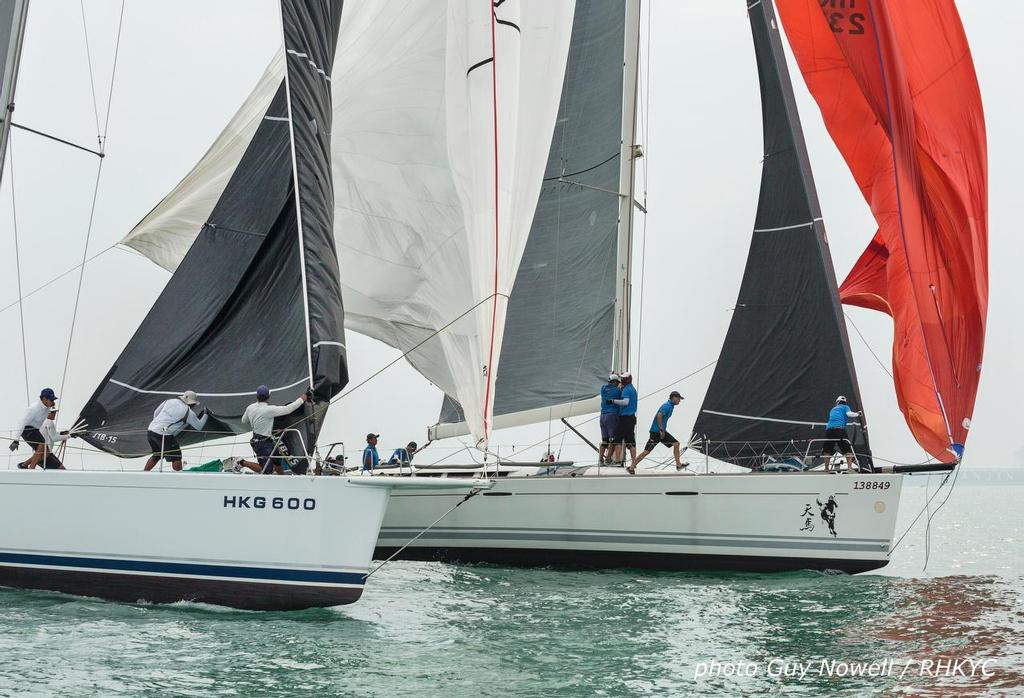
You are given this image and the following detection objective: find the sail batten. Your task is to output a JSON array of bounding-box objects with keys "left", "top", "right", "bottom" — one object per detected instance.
[{"left": 690, "top": 0, "right": 870, "bottom": 469}]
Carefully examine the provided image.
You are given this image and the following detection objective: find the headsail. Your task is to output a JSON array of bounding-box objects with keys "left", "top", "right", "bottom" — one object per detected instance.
[
  {"left": 775, "top": 0, "right": 988, "bottom": 462},
  {"left": 78, "top": 0, "right": 347, "bottom": 459},
  {"left": 432, "top": 0, "right": 640, "bottom": 439},
  {"left": 690, "top": 0, "right": 870, "bottom": 468},
  {"left": 117, "top": 0, "right": 576, "bottom": 451},
  {"left": 0, "top": 0, "right": 29, "bottom": 185}
]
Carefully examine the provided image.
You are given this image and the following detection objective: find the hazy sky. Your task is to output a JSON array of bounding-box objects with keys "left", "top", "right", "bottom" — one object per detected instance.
[{"left": 0, "top": 1, "right": 1018, "bottom": 470}]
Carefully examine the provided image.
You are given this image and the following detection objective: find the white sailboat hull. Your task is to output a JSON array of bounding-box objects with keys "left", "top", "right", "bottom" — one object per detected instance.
[
  {"left": 376, "top": 471, "right": 903, "bottom": 574},
  {"left": 0, "top": 470, "right": 470, "bottom": 610}
]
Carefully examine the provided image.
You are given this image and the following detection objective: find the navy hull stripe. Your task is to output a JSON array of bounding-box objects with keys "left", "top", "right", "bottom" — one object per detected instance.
[{"left": 0, "top": 551, "right": 365, "bottom": 586}]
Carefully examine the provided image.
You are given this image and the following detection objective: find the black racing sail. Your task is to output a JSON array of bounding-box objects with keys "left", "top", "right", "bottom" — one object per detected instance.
[
  {"left": 690, "top": 0, "right": 870, "bottom": 468},
  {"left": 436, "top": 0, "right": 638, "bottom": 436},
  {"left": 78, "top": 0, "right": 347, "bottom": 460}
]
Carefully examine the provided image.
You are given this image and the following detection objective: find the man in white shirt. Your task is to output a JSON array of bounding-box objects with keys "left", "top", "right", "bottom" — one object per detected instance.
[
  {"left": 39, "top": 405, "right": 71, "bottom": 470},
  {"left": 144, "top": 390, "right": 209, "bottom": 472},
  {"left": 10, "top": 387, "right": 58, "bottom": 469},
  {"left": 239, "top": 384, "right": 308, "bottom": 474}
]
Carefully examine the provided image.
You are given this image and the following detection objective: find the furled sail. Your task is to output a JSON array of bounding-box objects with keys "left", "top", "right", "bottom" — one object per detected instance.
[
  {"left": 690, "top": 0, "right": 870, "bottom": 468},
  {"left": 118, "top": 0, "right": 576, "bottom": 450},
  {"left": 775, "top": 0, "right": 988, "bottom": 463},
  {"left": 0, "top": 0, "right": 30, "bottom": 185},
  {"left": 78, "top": 0, "right": 347, "bottom": 459},
  {"left": 432, "top": 0, "right": 640, "bottom": 440}
]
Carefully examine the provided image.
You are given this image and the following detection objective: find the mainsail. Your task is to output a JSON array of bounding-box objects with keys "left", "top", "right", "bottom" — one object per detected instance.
[
  {"left": 433, "top": 0, "right": 640, "bottom": 439},
  {"left": 78, "top": 0, "right": 347, "bottom": 459},
  {"left": 775, "top": 0, "right": 988, "bottom": 463},
  {"left": 690, "top": 0, "right": 870, "bottom": 468},
  {"left": 118, "top": 0, "right": 576, "bottom": 450},
  {"left": 0, "top": 0, "right": 29, "bottom": 184}
]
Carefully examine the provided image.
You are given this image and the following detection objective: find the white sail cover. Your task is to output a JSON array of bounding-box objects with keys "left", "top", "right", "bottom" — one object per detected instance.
[{"left": 119, "top": 0, "right": 575, "bottom": 449}]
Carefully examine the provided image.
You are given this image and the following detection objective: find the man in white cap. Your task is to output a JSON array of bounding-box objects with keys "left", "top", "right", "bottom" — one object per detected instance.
[
  {"left": 143, "top": 390, "right": 209, "bottom": 472},
  {"left": 823, "top": 395, "right": 862, "bottom": 472},
  {"left": 38, "top": 405, "right": 72, "bottom": 470},
  {"left": 598, "top": 373, "right": 624, "bottom": 464}
]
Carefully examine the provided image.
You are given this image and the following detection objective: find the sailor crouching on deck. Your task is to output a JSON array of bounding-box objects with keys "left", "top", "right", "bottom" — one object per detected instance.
[
  {"left": 823, "top": 395, "right": 861, "bottom": 473},
  {"left": 144, "top": 390, "right": 208, "bottom": 472},
  {"left": 10, "top": 387, "right": 58, "bottom": 469},
  {"left": 239, "top": 385, "right": 308, "bottom": 474}
]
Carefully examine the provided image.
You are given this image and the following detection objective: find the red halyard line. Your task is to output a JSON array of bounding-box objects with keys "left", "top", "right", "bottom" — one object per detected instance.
[{"left": 481, "top": 1, "right": 500, "bottom": 443}]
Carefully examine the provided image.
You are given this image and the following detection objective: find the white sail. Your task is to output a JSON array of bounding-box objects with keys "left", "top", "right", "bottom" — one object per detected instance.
[{"left": 119, "top": 0, "right": 575, "bottom": 448}]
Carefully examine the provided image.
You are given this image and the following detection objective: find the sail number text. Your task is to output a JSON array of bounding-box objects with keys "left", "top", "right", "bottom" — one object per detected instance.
[
  {"left": 820, "top": 0, "right": 866, "bottom": 35},
  {"left": 853, "top": 481, "right": 891, "bottom": 490}
]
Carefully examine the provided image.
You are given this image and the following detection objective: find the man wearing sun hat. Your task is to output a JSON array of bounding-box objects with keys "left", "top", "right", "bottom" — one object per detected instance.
[{"left": 143, "top": 390, "right": 209, "bottom": 472}]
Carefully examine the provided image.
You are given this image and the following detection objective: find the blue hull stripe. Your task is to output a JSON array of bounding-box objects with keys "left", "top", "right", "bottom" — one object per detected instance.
[{"left": 0, "top": 551, "right": 365, "bottom": 586}]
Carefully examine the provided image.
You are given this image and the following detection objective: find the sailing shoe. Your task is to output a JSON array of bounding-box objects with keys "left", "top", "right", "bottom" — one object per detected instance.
[{"left": 676, "top": 461, "right": 691, "bottom": 471}]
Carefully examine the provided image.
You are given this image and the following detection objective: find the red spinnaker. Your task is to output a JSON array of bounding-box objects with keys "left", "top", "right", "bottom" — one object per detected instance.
[{"left": 776, "top": 0, "right": 988, "bottom": 462}]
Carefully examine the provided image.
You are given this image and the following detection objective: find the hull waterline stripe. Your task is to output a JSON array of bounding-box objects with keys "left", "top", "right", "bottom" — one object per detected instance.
[
  {"left": 381, "top": 526, "right": 888, "bottom": 544},
  {"left": 0, "top": 551, "right": 365, "bottom": 585},
  {"left": 377, "top": 529, "right": 888, "bottom": 552}
]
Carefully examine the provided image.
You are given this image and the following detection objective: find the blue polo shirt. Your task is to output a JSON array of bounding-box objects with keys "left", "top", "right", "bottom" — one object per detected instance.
[
  {"left": 827, "top": 404, "right": 853, "bottom": 429},
  {"left": 600, "top": 383, "right": 622, "bottom": 415},
  {"left": 362, "top": 444, "right": 380, "bottom": 470},
  {"left": 620, "top": 384, "right": 638, "bottom": 417},
  {"left": 650, "top": 400, "right": 674, "bottom": 432},
  {"left": 389, "top": 448, "right": 413, "bottom": 465}
]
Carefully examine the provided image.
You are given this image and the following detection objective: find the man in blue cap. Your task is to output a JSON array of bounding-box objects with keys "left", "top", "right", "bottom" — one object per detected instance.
[
  {"left": 629, "top": 391, "right": 687, "bottom": 473},
  {"left": 240, "top": 384, "right": 308, "bottom": 474},
  {"left": 10, "top": 388, "right": 58, "bottom": 469}
]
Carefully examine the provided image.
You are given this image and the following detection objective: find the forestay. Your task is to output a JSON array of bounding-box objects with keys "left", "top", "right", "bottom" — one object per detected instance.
[
  {"left": 78, "top": 0, "right": 347, "bottom": 459},
  {"left": 691, "top": 0, "right": 870, "bottom": 468}
]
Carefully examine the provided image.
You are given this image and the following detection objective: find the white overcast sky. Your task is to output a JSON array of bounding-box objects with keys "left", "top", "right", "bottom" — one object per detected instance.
[{"left": 0, "top": 1, "right": 1018, "bottom": 469}]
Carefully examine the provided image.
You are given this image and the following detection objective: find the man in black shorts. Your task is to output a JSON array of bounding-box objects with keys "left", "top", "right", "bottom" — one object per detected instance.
[
  {"left": 10, "top": 388, "right": 58, "bottom": 469},
  {"left": 611, "top": 372, "right": 638, "bottom": 465},
  {"left": 630, "top": 391, "right": 686, "bottom": 473},
  {"left": 144, "top": 391, "right": 209, "bottom": 471}
]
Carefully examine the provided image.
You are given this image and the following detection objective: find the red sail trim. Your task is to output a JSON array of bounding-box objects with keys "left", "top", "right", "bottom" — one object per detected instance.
[{"left": 776, "top": 0, "right": 988, "bottom": 463}]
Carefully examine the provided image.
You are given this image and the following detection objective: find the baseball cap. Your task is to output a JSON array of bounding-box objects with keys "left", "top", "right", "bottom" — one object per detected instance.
[
  {"left": 620, "top": 371, "right": 632, "bottom": 379},
  {"left": 408, "top": 441, "right": 418, "bottom": 450},
  {"left": 608, "top": 373, "right": 620, "bottom": 382},
  {"left": 669, "top": 391, "right": 683, "bottom": 400},
  {"left": 836, "top": 395, "right": 847, "bottom": 404},
  {"left": 366, "top": 433, "right": 380, "bottom": 440},
  {"left": 40, "top": 388, "right": 57, "bottom": 401},
  {"left": 256, "top": 384, "right": 271, "bottom": 399},
  {"left": 180, "top": 390, "right": 199, "bottom": 405}
]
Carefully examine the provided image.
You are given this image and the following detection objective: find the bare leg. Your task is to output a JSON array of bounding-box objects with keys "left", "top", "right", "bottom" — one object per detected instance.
[
  {"left": 673, "top": 442, "right": 684, "bottom": 469},
  {"left": 629, "top": 448, "right": 649, "bottom": 474},
  {"left": 846, "top": 455, "right": 857, "bottom": 472},
  {"left": 25, "top": 443, "right": 45, "bottom": 468},
  {"left": 144, "top": 456, "right": 159, "bottom": 471},
  {"left": 239, "top": 459, "right": 262, "bottom": 473},
  {"left": 171, "top": 460, "right": 183, "bottom": 472}
]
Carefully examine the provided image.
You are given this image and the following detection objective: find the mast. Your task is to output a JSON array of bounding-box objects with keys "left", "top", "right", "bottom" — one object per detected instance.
[
  {"left": 0, "top": 0, "right": 29, "bottom": 187},
  {"left": 612, "top": 0, "right": 641, "bottom": 374},
  {"left": 278, "top": 3, "right": 315, "bottom": 391}
]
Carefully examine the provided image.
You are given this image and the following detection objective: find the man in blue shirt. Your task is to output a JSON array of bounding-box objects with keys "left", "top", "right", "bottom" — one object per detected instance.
[
  {"left": 822, "top": 396, "right": 862, "bottom": 472},
  {"left": 388, "top": 440, "right": 430, "bottom": 466},
  {"left": 362, "top": 433, "right": 381, "bottom": 471},
  {"left": 611, "top": 372, "right": 639, "bottom": 465},
  {"left": 630, "top": 391, "right": 686, "bottom": 473},
  {"left": 598, "top": 374, "right": 622, "bottom": 464}
]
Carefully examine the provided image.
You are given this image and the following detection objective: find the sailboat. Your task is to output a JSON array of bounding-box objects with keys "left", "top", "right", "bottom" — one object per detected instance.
[
  {"left": 115, "top": 0, "right": 987, "bottom": 574},
  {"left": 0, "top": 0, "right": 486, "bottom": 611}
]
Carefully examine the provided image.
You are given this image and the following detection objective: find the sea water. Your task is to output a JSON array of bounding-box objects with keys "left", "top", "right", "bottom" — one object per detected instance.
[{"left": 0, "top": 478, "right": 1020, "bottom": 696}]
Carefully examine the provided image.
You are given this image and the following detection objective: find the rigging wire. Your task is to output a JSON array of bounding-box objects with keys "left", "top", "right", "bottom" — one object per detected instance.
[
  {"left": 844, "top": 311, "right": 894, "bottom": 379},
  {"left": 59, "top": 0, "right": 126, "bottom": 400},
  {"left": 8, "top": 138, "right": 29, "bottom": 403}
]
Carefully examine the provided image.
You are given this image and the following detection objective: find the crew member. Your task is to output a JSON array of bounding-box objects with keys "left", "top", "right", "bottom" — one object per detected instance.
[
  {"left": 39, "top": 405, "right": 72, "bottom": 470},
  {"left": 823, "top": 395, "right": 861, "bottom": 472},
  {"left": 363, "top": 433, "right": 380, "bottom": 471},
  {"left": 240, "top": 385, "right": 308, "bottom": 474},
  {"left": 612, "top": 372, "right": 638, "bottom": 465},
  {"left": 144, "top": 390, "right": 209, "bottom": 472},
  {"left": 388, "top": 440, "right": 430, "bottom": 466},
  {"left": 10, "top": 388, "right": 58, "bottom": 469},
  {"left": 598, "top": 374, "right": 623, "bottom": 464},
  {"left": 630, "top": 391, "right": 686, "bottom": 473}
]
